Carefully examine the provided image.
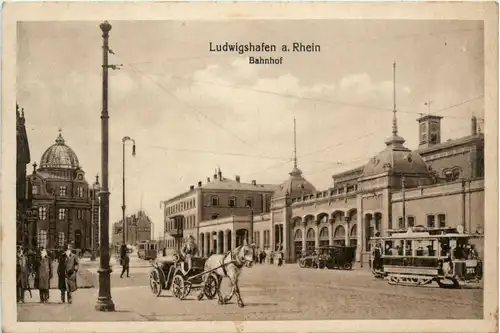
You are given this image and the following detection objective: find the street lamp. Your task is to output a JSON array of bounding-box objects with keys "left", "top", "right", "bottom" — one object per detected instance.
[
  {"left": 122, "top": 136, "right": 136, "bottom": 246},
  {"left": 95, "top": 20, "right": 115, "bottom": 312}
]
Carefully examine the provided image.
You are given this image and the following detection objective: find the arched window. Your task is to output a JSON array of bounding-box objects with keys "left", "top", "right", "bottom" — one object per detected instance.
[
  {"left": 350, "top": 224, "right": 357, "bottom": 237},
  {"left": 319, "top": 227, "right": 329, "bottom": 239},
  {"left": 294, "top": 229, "right": 303, "bottom": 240},
  {"left": 37, "top": 230, "right": 47, "bottom": 248},
  {"left": 306, "top": 228, "right": 315, "bottom": 240},
  {"left": 333, "top": 225, "right": 346, "bottom": 238}
]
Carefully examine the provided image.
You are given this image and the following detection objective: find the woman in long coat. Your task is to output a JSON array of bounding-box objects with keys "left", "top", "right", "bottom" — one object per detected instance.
[
  {"left": 57, "top": 245, "right": 79, "bottom": 304},
  {"left": 35, "top": 248, "right": 52, "bottom": 303}
]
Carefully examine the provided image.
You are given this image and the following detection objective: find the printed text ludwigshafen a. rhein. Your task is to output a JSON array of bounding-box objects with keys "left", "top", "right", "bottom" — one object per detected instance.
[{"left": 209, "top": 42, "right": 321, "bottom": 54}]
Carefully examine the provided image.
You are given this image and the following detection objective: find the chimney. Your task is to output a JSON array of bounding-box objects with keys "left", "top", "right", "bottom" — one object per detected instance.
[
  {"left": 214, "top": 173, "right": 217, "bottom": 180},
  {"left": 218, "top": 168, "right": 222, "bottom": 180},
  {"left": 207, "top": 177, "right": 210, "bottom": 183},
  {"left": 251, "top": 180, "right": 256, "bottom": 186},
  {"left": 190, "top": 185, "right": 195, "bottom": 190},
  {"left": 235, "top": 175, "right": 240, "bottom": 183},
  {"left": 198, "top": 181, "right": 202, "bottom": 187},
  {"left": 471, "top": 116, "right": 478, "bottom": 136}
]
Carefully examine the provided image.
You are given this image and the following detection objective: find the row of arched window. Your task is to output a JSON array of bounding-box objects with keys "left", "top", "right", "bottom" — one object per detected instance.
[{"left": 294, "top": 224, "right": 357, "bottom": 240}]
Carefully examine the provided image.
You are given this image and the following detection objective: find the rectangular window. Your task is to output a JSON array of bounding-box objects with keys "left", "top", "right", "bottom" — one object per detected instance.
[
  {"left": 58, "top": 208, "right": 66, "bottom": 220},
  {"left": 398, "top": 217, "right": 404, "bottom": 229},
  {"left": 58, "top": 232, "right": 65, "bottom": 247},
  {"left": 438, "top": 214, "right": 446, "bottom": 227},
  {"left": 246, "top": 198, "right": 253, "bottom": 208},
  {"left": 427, "top": 215, "right": 436, "bottom": 228},
  {"left": 37, "top": 230, "right": 48, "bottom": 248},
  {"left": 32, "top": 185, "right": 39, "bottom": 195},
  {"left": 229, "top": 197, "right": 236, "bottom": 207},
  {"left": 212, "top": 196, "right": 219, "bottom": 206},
  {"left": 407, "top": 216, "right": 415, "bottom": 227},
  {"left": 59, "top": 186, "right": 67, "bottom": 196},
  {"left": 77, "top": 187, "right": 84, "bottom": 198},
  {"left": 39, "top": 206, "right": 47, "bottom": 220}
]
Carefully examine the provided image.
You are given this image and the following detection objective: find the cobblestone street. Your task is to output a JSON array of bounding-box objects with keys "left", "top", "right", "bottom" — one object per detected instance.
[{"left": 17, "top": 259, "right": 483, "bottom": 321}]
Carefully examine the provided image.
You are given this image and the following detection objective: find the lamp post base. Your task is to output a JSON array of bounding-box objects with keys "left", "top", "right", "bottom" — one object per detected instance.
[
  {"left": 95, "top": 267, "right": 115, "bottom": 312},
  {"left": 95, "top": 298, "right": 115, "bottom": 312}
]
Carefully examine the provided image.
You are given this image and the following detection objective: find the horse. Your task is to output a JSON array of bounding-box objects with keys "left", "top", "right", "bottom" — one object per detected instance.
[{"left": 197, "top": 240, "right": 254, "bottom": 307}]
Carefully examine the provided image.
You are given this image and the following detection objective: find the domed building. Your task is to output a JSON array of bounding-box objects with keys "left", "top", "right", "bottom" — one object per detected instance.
[{"left": 27, "top": 130, "right": 99, "bottom": 252}]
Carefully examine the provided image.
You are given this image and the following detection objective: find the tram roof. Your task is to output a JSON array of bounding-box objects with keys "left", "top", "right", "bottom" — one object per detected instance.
[{"left": 371, "top": 233, "right": 483, "bottom": 241}]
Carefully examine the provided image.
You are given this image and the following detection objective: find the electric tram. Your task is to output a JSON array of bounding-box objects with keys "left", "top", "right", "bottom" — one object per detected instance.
[
  {"left": 137, "top": 240, "right": 158, "bottom": 260},
  {"left": 370, "top": 225, "right": 483, "bottom": 288}
]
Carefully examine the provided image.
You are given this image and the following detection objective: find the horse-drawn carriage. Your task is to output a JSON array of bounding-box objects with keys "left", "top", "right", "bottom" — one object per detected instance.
[
  {"left": 149, "top": 253, "right": 218, "bottom": 300},
  {"left": 149, "top": 237, "right": 255, "bottom": 308}
]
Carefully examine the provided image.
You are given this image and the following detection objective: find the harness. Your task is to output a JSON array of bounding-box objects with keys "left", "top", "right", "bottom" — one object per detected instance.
[{"left": 220, "top": 247, "right": 245, "bottom": 276}]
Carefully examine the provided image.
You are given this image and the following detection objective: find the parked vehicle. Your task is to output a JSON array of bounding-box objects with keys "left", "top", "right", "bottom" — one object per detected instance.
[
  {"left": 370, "top": 226, "right": 483, "bottom": 288},
  {"left": 317, "top": 246, "right": 357, "bottom": 270}
]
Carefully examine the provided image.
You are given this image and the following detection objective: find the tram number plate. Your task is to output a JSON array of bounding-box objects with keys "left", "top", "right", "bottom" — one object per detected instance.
[{"left": 466, "top": 268, "right": 475, "bottom": 274}]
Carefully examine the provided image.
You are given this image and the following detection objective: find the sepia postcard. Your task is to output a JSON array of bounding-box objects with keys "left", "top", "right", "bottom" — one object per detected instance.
[{"left": 1, "top": 1, "right": 498, "bottom": 332}]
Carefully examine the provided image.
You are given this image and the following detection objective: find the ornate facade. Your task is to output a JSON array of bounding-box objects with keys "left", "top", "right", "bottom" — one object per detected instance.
[
  {"left": 27, "top": 130, "right": 95, "bottom": 251},
  {"left": 16, "top": 104, "right": 33, "bottom": 247}
]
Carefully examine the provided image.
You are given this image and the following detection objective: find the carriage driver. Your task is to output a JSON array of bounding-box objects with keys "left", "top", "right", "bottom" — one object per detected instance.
[{"left": 181, "top": 235, "right": 198, "bottom": 273}]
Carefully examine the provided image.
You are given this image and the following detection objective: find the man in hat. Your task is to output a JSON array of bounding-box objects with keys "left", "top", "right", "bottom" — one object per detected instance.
[
  {"left": 181, "top": 235, "right": 198, "bottom": 273},
  {"left": 35, "top": 247, "right": 53, "bottom": 303},
  {"left": 57, "top": 244, "right": 79, "bottom": 304}
]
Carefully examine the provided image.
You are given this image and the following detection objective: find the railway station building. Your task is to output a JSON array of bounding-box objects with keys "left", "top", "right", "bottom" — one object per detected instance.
[{"left": 162, "top": 115, "right": 485, "bottom": 264}]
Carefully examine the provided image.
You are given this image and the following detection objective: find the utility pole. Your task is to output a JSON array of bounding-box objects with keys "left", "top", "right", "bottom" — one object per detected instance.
[
  {"left": 122, "top": 136, "right": 136, "bottom": 246},
  {"left": 402, "top": 176, "right": 406, "bottom": 229},
  {"left": 95, "top": 20, "right": 120, "bottom": 312}
]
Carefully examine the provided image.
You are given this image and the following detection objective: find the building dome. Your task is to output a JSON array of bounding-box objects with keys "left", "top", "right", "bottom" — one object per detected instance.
[
  {"left": 363, "top": 132, "right": 430, "bottom": 178},
  {"left": 272, "top": 166, "right": 317, "bottom": 199},
  {"left": 39, "top": 131, "right": 80, "bottom": 169}
]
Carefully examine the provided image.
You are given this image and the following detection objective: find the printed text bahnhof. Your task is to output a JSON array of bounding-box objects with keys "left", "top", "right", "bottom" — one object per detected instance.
[{"left": 209, "top": 42, "right": 321, "bottom": 54}]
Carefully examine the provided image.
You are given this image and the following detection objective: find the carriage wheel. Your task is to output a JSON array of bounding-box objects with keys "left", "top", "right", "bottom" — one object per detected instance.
[
  {"left": 183, "top": 281, "right": 192, "bottom": 299},
  {"left": 172, "top": 274, "right": 186, "bottom": 300},
  {"left": 149, "top": 269, "right": 162, "bottom": 297},
  {"left": 299, "top": 260, "right": 306, "bottom": 268},
  {"left": 318, "top": 261, "right": 325, "bottom": 269},
  {"left": 204, "top": 274, "right": 218, "bottom": 300},
  {"left": 343, "top": 262, "right": 353, "bottom": 270}
]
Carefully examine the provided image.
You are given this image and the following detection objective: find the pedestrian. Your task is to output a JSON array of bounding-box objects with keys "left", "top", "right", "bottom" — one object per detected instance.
[
  {"left": 35, "top": 247, "right": 52, "bottom": 303},
  {"left": 57, "top": 244, "right": 79, "bottom": 304},
  {"left": 162, "top": 247, "right": 167, "bottom": 257},
  {"left": 16, "top": 246, "right": 29, "bottom": 303},
  {"left": 120, "top": 244, "right": 130, "bottom": 278},
  {"left": 277, "top": 251, "right": 284, "bottom": 267}
]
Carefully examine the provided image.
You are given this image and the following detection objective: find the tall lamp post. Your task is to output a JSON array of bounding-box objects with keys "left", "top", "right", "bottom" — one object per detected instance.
[
  {"left": 122, "top": 136, "right": 136, "bottom": 246},
  {"left": 95, "top": 20, "right": 115, "bottom": 312}
]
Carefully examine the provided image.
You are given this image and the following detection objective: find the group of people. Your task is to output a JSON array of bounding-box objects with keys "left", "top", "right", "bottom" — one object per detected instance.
[
  {"left": 16, "top": 244, "right": 79, "bottom": 304},
  {"left": 254, "top": 248, "right": 284, "bottom": 266}
]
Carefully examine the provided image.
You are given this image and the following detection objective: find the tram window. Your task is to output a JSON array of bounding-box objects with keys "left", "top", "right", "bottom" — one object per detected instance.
[{"left": 384, "top": 241, "right": 393, "bottom": 255}]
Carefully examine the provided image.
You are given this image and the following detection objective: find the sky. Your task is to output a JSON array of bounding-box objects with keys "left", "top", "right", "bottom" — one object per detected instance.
[{"left": 17, "top": 19, "right": 484, "bottom": 236}]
